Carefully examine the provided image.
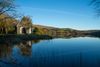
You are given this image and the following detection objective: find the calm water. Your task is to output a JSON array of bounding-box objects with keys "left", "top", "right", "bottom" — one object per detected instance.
[{"left": 0, "top": 37, "right": 100, "bottom": 67}]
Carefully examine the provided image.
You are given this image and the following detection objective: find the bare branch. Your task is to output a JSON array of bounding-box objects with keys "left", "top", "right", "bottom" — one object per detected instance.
[
  {"left": 0, "top": 0, "right": 16, "bottom": 17},
  {"left": 90, "top": 0, "right": 100, "bottom": 17}
]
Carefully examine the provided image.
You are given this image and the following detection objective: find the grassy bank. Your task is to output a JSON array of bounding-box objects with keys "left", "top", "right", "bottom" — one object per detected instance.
[{"left": 0, "top": 34, "right": 52, "bottom": 44}]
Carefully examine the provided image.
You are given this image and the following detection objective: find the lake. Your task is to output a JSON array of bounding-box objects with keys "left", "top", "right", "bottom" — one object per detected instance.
[{"left": 0, "top": 37, "right": 100, "bottom": 67}]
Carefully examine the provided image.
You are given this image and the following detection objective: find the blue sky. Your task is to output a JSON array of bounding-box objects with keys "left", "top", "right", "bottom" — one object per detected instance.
[{"left": 15, "top": 0, "right": 100, "bottom": 30}]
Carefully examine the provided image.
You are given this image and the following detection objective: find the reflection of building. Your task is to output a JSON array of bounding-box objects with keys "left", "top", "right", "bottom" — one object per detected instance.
[
  {"left": 18, "top": 40, "right": 40, "bottom": 56},
  {"left": 0, "top": 40, "right": 40, "bottom": 58},
  {"left": 18, "top": 41, "right": 32, "bottom": 56}
]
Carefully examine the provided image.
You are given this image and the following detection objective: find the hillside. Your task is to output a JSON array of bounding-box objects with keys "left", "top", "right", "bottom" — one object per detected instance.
[{"left": 33, "top": 24, "right": 100, "bottom": 38}]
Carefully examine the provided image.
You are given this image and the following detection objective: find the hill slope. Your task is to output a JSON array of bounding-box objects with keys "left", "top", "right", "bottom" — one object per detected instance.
[{"left": 33, "top": 24, "right": 100, "bottom": 38}]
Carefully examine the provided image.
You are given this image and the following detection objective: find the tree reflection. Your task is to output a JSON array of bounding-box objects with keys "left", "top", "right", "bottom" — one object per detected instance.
[
  {"left": 0, "top": 40, "right": 40, "bottom": 66},
  {"left": 0, "top": 43, "right": 13, "bottom": 59}
]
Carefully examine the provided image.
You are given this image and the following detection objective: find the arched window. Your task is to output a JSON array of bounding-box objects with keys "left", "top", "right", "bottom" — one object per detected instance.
[{"left": 20, "top": 27, "right": 26, "bottom": 34}]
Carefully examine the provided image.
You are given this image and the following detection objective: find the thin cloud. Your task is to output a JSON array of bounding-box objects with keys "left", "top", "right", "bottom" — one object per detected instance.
[{"left": 19, "top": 7, "right": 91, "bottom": 17}]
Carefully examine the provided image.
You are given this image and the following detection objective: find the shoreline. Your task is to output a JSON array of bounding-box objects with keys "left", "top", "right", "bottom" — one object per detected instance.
[
  {"left": 0, "top": 33, "right": 100, "bottom": 44},
  {"left": 0, "top": 34, "right": 52, "bottom": 44}
]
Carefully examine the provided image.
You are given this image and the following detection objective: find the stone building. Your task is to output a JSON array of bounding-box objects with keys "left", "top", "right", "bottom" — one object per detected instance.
[
  {"left": 17, "top": 23, "right": 33, "bottom": 34},
  {"left": 13, "top": 22, "right": 33, "bottom": 34}
]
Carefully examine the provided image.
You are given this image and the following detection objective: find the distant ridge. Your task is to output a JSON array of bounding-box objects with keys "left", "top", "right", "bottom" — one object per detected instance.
[{"left": 32, "top": 24, "right": 100, "bottom": 38}]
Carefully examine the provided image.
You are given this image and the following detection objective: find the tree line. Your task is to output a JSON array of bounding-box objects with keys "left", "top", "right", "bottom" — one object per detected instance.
[{"left": 0, "top": 0, "right": 32, "bottom": 34}]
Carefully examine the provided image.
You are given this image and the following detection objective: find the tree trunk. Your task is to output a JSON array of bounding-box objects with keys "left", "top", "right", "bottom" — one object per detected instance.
[
  {"left": 1, "top": 27, "right": 4, "bottom": 34},
  {"left": 5, "top": 28, "right": 8, "bottom": 34}
]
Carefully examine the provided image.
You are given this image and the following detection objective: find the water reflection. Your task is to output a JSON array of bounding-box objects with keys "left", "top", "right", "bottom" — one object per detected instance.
[
  {"left": 0, "top": 38, "right": 100, "bottom": 67},
  {"left": 0, "top": 40, "right": 40, "bottom": 67},
  {"left": 0, "top": 40, "right": 40, "bottom": 57},
  {"left": 17, "top": 40, "right": 39, "bottom": 56}
]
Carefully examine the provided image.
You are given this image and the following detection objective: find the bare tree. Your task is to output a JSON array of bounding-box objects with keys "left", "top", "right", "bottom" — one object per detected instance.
[
  {"left": 0, "top": 0, "right": 18, "bottom": 34},
  {"left": 90, "top": 0, "right": 100, "bottom": 16},
  {"left": 0, "top": 0, "right": 17, "bottom": 21},
  {"left": 0, "top": 0, "right": 15, "bottom": 15}
]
